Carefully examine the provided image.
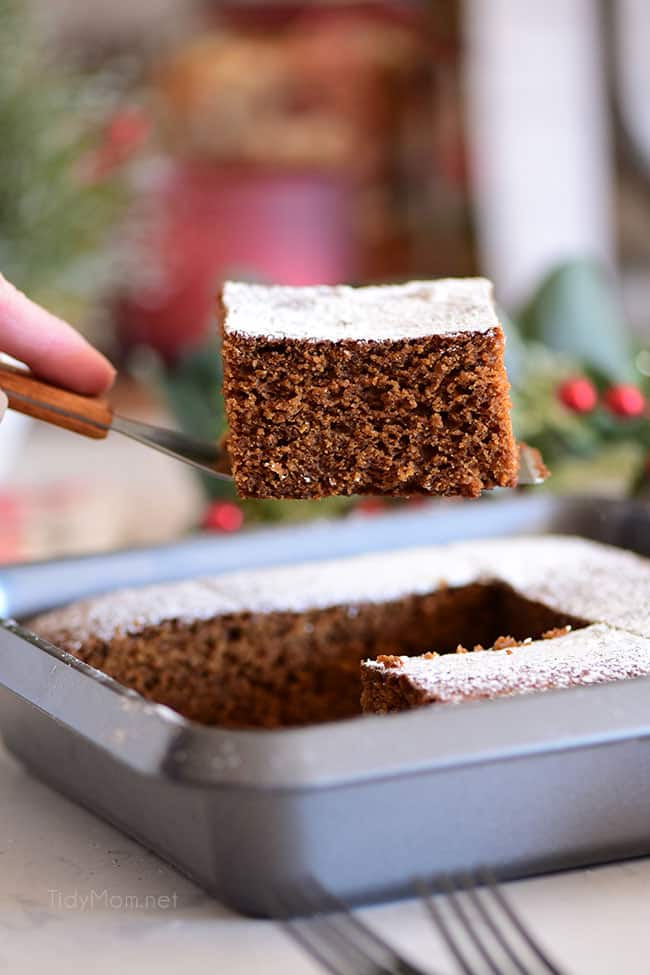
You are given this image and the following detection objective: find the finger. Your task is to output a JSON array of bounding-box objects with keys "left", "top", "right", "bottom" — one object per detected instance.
[{"left": 0, "top": 273, "right": 116, "bottom": 396}]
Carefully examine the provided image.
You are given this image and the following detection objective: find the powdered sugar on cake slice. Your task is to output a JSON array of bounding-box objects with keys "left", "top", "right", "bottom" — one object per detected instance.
[
  {"left": 222, "top": 279, "right": 499, "bottom": 342},
  {"left": 362, "top": 624, "right": 650, "bottom": 706}
]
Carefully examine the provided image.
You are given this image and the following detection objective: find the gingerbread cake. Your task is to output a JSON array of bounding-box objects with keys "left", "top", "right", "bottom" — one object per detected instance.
[
  {"left": 28, "top": 536, "right": 650, "bottom": 729},
  {"left": 220, "top": 279, "right": 518, "bottom": 499},
  {"left": 360, "top": 625, "right": 650, "bottom": 714}
]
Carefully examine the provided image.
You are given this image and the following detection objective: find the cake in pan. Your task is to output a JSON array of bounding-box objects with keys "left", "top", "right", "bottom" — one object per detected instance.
[
  {"left": 219, "top": 278, "right": 518, "bottom": 499},
  {"left": 28, "top": 536, "right": 650, "bottom": 729},
  {"left": 360, "top": 625, "right": 650, "bottom": 714}
]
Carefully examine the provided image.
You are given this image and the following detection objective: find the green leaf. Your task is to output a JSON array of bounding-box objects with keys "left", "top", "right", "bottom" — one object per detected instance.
[
  {"left": 158, "top": 339, "right": 234, "bottom": 501},
  {"left": 497, "top": 305, "right": 526, "bottom": 383},
  {"left": 541, "top": 442, "right": 643, "bottom": 496},
  {"left": 0, "top": 0, "right": 123, "bottom": 310},
  {"left": 162, "top": 338, "right": 224, "bottom": 441},
  {"left": 517, "top": 259, "right": 636, "bottom": 383}
]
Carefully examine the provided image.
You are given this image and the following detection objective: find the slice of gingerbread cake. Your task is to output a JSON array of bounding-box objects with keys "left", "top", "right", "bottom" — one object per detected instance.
[
  {"left": 220, "top": 279, "right": 518, "bottom": 499},
  {"left": 28, "top": 536, "right": 650, "bottom": 729}
]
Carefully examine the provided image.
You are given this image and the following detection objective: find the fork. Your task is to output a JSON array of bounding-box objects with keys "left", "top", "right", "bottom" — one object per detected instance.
[
  {"left": 273, "top": 876, "right": 436, "bottom": 975},
  {"left": 419, "top": 869, "right": 567, "bottom": 975},
  {"left": 275, "top": 873, "right": 567, "bottom": 975}
]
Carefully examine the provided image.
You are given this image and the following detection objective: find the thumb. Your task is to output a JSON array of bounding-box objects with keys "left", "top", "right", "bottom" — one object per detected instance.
[{"left": 0, "top": 274, "right": 115, "bottom": 396}]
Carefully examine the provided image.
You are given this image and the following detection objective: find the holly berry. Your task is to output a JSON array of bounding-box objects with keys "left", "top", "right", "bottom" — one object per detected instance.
[
  {"left": 202, "top": 501, "right": 244, "bottom": 532},
  {"left": 106, "top": 108, "right": 150, "bottom": 150},
  {"left": 557, "top": 377, "right": 597, "bottom": 413},
  {"left": 79, "top": 107, "right": 150, "bottom": 182},
  {"left": 603, "top": 384, "right": 646, "bottom": 418},
  {"left": 356, "top": 498, "right": 386, "bottom": 516}
]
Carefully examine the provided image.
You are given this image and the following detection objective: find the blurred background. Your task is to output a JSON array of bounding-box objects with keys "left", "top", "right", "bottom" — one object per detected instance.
[{"left": 3, "top": 0, "right": 650, "bottom": 562}]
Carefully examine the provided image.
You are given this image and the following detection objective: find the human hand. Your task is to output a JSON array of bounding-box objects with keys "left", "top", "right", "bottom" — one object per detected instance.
[{"left": 0, "top": 273, "right": 115, "bottom": 416}]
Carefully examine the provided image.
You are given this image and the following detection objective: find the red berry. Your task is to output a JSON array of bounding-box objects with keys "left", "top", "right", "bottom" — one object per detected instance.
[
  {"left": 557, "top": 377, "right": 597, "bottom": 413},
  {"left": 202, "top": 501, "right": 244, "bottom": 533},
  {"left": 107, "top": 108, "right": 150, "bottom": 149},
  {"left": 356, "top": 499, "right": 385, "bottom": 516},
  {"left": 604, "top": 384, "right": 646, "bottom": 418}
]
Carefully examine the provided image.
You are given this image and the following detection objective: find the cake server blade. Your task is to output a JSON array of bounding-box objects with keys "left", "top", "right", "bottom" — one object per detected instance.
[
  {"left": 110, "top": 414, "right": 231, "bottom": 479},
  {"left": 0, "top": 361, "right": 232, "bottom": 480},
  {"left": 515, "top": 442, "right": 549, "bottom": 486}
]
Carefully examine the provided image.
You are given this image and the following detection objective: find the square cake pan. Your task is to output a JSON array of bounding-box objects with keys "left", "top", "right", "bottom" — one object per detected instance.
[{"left": 3, "top": 495, "right": 650, "bottom": 917}]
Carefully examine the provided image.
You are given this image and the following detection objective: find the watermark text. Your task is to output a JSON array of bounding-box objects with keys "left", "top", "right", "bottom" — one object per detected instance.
[{"left": 48, "top": 889, "right": 179, "bottom": 912}]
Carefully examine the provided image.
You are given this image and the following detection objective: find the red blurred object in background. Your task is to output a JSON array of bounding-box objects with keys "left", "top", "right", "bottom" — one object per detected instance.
[
  {"left": 355, "top": 498, "right": 386, "bottom": 516},
  {"left": 603, "top": 384, "right": 646, "bottom": 418},
  {"left": 557, "top": 377, "right": 597, "bottom": 413},
  {"left": 79, "top": 106, "right": 150, "bottom": 183},
  {"left": 202, "top": 500, "right": 244, "bottom": 532},
  {"left": 117, "top": 162, "right": 356, "bottom": 362},
  {"left": 214, "top": 1, "right": 423, "bottom": 31}
]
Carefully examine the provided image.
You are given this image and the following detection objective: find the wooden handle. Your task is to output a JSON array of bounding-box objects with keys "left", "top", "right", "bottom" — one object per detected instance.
[{"left": 0, "top": 362, "right": 113, "bottom": 439}]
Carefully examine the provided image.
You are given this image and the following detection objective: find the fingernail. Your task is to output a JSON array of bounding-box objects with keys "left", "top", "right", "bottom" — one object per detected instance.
[{"left": 0, "top": 389, "right": 7, "bottom": 424}]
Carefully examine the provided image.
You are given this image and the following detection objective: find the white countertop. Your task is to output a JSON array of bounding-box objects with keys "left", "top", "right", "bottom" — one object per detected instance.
[{"left": 2, "top": 736, "right": 650, "bottom": 975}]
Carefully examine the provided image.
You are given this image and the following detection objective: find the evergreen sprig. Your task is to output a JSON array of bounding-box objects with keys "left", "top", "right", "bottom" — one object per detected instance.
[{"left": 0, "top": 0, "right": 122, "bottom": 317}]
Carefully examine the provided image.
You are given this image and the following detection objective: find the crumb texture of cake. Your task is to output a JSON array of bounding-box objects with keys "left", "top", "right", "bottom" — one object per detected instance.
[
  {"left": 360, "top": 624, "right": 650, "bottom": 714},
  {"left": 220, "top": 279, "right": 518, "bottom": 499},
  {"left": 28, "top": 535, "right": 650, "bottom": 729}
]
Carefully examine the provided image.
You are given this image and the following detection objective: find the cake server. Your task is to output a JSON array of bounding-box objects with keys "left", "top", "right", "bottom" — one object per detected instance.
[
  {"left": 0, "top": 362, "right": 546, "bottom": 486},
  {"left": 0, "top": 361, "right": 231, "bottom": 481}
]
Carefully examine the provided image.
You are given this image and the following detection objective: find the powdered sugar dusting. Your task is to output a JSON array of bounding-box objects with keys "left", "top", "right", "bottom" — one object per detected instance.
[
  {"left": 363, "top": 624, "right": 650, "bottom": 703},
  {"left": 29, "top": 580, "right": 239, "bottom": 651},
  {"left": 222, "top": 278, "right": 498, "bottom": 342},
  {"left": 28, "top": 535, "right": 650, "bottom": 647}
]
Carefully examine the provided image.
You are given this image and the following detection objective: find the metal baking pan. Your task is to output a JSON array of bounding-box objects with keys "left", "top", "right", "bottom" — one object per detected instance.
[{"left": 2, "top": 494, "right": 650, "bottom": 918}]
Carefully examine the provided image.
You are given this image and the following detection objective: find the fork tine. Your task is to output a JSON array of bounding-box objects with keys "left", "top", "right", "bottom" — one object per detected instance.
[
  {"left": 478, "top": 868, "right": 566, "bottom": 975},
  {"left": 281, "top": 916, "right": 353, "bottom": 975},
  {"left": 298, "top": 876, "right": 431, "bottom": 975},
  {"left": 276, "top": 881, "right": 412, "bottom": 975},
  {"left": 417, "top": 877, "right": 476, "bottom": 975},
  {"left": 458, "top": 873, "right": 531, "bottom": 975},
  {"left": 438, "top": 875, "right": 503, "bottom": 975},
  {"left": 275, "top": 886, "right": 381, "bottom": 975}
]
